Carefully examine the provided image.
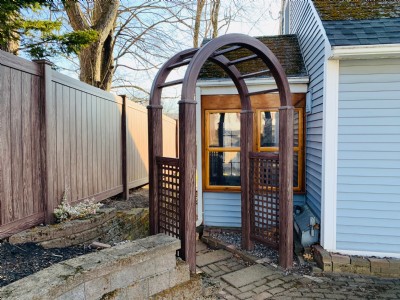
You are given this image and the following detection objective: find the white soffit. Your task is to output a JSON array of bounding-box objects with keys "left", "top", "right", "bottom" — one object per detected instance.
[{"left": 197, "top": 77, "right": 309, "bottom": 94}]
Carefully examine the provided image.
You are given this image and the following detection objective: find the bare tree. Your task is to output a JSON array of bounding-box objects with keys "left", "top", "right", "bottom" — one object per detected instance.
[
  {"left": 193, "top": 0, "right": 205, "bottom": 48},
  {"left": 64, "top": 0, "right": 119, "bottom": 91}
]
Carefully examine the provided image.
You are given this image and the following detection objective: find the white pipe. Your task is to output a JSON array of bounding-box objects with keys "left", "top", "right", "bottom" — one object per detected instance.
[{"left": 195, "top": 87, "right": 203, "bottom": 227}]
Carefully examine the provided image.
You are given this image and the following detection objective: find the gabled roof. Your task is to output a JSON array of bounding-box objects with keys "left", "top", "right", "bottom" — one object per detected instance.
[
  {"left": 199, "top": 35, "right": 307, "bottom": 80},
  {"left": 312, "top": 0, "right": 400, "bottom": 46}
]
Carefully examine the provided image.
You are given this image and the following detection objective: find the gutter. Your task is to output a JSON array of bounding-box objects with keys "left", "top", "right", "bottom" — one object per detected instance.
[{"left": 329, "top": 43, "right": 400, "bottom": 60}]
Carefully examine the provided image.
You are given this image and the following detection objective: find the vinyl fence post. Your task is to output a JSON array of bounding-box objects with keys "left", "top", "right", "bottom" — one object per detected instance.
[
  {"left": 120, "top": 95, "right": 129, "bottom": 200},
  {"left": 34, "top": 59, "right": 54, "bottom": 224}
]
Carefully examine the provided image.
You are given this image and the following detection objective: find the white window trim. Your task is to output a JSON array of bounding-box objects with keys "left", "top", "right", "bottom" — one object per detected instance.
[{"left": 320, "top": 59, "right": 339, "bottom": 251}]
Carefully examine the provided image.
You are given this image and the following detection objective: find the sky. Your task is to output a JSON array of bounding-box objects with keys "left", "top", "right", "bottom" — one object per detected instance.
[
  {"left": 24, "top": 0, "right": 282, "bottom": 111},
  {"left": 138, "top": 0, "right": 282, "bottom": 113}
]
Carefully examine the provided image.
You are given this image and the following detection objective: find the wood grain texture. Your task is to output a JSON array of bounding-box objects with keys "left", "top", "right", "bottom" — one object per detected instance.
[
  {"left": 179, "top": 102, "right": 197, "bottom": 273},
  {"left": 0, "top": 66, "right": 12, "bottom": 225},
  {"left": 75, "top": 90, "right": 83, "bottom": 199},
  {"left": 63, "top": 85, "right": 71, "bottom": 201},
  {"left": 10, "top": 69, "right": 23, "bottom": 221},
  {"left": 278, "top": 107, "right": 294, "bottom": 269},
  {"left": 0, "top": 212, "right": 45, "bottom": 239},
  {"left": 69, "top": 89, "right": 77, "bottom": 202},
  {"left": 31, "top": 75, "right": 42, "bottom": 215},
  {"left": 21, "top": 72, "right": 33, "bottom": 217},
  {"left": 0, "top": 51, "right": 176, "bottom": 238},
  {"left": 148, "top": 106, "right": 163, "bottom": 235},
  {"left": 0, "top": 50, "right": 41, "bottom": 76},
  {"left": 82, "top": 92, "right": 89, "bottom": 198},
  {"left": 240, "top": 111, "right": 254, "bottom": 251},
  {"left": 56, "top": 83, "right": 64, "bottom": 203}
]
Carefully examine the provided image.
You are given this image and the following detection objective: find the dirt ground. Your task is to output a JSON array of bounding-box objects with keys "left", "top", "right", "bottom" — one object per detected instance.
[{"left": 0, "top": 186, "right": 150, "bottom": 287}]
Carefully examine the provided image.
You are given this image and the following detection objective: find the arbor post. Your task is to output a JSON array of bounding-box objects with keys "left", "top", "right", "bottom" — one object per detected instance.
[
  {"left": 241, "top": 110, "right": 254, "bottom": 251},
  {"left": 147, "top": 104, "right": 163, "bottom": 235},
  {"left": 278, "top": 105, "right": 294, "bottom": 269},
  {"left": 178, "top": 100, "right": 197, "bottom": 273}
]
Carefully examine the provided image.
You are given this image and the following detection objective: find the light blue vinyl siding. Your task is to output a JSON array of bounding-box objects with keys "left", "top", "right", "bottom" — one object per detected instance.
[
  {"left": 204, "top": 192, "right": 305, "bottom": 227},
  {"left": 286, "top": 0, "right": 327, "bottom": 217},
  {"left": 336, "top": 58, "right": 400, "bottom": 254}
]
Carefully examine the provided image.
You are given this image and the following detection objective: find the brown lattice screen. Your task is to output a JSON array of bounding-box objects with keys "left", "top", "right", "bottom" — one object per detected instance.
[
  {"left": 156, "top": 156, "right": 180, "bottom": 239},
  {"left": 249, "top": 152, "right": 280, "bottom": 248}
]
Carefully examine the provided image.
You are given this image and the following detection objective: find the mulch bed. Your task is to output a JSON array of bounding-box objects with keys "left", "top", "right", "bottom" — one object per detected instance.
[
  {"left": 0, "top": 186, "right": 149, "bottom": 288},
  {"left": 0, "top": 242, "right": 95, "bottom": 287}
]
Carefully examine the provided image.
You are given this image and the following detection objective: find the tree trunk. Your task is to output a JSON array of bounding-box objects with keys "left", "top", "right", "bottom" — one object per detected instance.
[
  {"left": 193, "top": 0, "right": 205, "bottom": 48},
  {"left": 64, "top": 0, "right": 119, "bottom": 91},
  {"left": 210, "top": 0, "right": 220, "bottom": 38}
]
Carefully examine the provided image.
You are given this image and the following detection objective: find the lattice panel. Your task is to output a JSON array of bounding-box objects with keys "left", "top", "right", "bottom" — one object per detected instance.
[
  {"left": 249, "top": 152, "right": 280, "bottom": 248},
  {"left": 156, "top": 157, "right": 180, "bottom": 239}
]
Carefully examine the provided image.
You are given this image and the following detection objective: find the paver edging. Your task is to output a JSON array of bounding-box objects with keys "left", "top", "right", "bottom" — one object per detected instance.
[
  {"left": 313, "top": 245, "right": 400, "bottom": 278},
  {"left": 201, "top": 235, "right": 260, "bottom": 265}
]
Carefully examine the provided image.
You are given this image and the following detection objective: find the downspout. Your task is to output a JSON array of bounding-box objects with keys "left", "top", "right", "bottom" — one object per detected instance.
[{"left": 196, "top": 87, "right": 203, "bottom": 227}]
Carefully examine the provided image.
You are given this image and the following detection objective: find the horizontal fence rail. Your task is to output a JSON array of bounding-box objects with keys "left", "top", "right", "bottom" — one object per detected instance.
[
  {"left": 0, "top": 50, "right": 177, "bottom": 238},
  {"left": 249, "top": 151, "right": 280, "bottom": 249}
]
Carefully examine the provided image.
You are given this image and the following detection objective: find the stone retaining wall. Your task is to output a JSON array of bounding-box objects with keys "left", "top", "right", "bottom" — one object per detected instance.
[
  {"left": 0, "top": 234, "right": 190, "bottom": 300},
  {"left": 8, "top": 208, "right": 149, "bottom": 248},
  {"left": 313, "top": 245, "right": 400, "bottom": 278}
]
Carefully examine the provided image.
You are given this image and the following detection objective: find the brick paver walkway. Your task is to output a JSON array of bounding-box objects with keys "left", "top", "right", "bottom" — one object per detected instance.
[{"left": 196, "top": 241, "right": 400, "bottom": 299}]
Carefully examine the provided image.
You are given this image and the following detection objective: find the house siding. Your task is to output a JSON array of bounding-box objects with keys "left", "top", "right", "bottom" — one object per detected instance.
[
  {"left": 336, "top": 58, "right": 400, "bottom": 254},
  {"left": 286, "top": 0, "right": 327, "bottom": 216},
  {"left": 204, "top": 192, "right": 305, "bottom": 227}
]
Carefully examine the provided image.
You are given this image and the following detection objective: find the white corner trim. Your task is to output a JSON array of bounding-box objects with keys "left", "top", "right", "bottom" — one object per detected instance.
[
  {"left": 330, "top": 44, "right": 400, "bottom": 60},
  {"left": 195, "top": 87, "right": 203, "bottom": 227},
  {"left": 336, "top": 249, "right": 400, "bottom": 259},
  {"left": 320, "top": 59, "right": 339, "bottom": 252}
]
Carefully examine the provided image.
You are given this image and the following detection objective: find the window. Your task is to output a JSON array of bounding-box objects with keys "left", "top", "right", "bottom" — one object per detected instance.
[
  {"left": 256, "top": 108, "right": 304, "bottom": 192},
  {"left": 205, "top": 110, "right": 241, "bottom": 191},
  {"left": 202, "top": 94, "right": 305, "bottom": 193}
]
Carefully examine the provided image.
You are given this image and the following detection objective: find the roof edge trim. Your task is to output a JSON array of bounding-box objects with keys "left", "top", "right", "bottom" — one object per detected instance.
[{"left": 330, "top": 43, "right": 400, "bottom": 60}]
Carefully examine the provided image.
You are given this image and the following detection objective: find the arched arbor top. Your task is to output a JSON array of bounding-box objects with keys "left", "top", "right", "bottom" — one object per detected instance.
[{"left": 150, "top": 33, "right": 292, "bottom": 110}]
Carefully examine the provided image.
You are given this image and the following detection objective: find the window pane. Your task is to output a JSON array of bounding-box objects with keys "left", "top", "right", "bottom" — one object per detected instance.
[
  {"left": 209, "top": 112, "right": 240, "bottom": 148},
  {"left": 260, "top": 111, "right": 279, "bottom": 147},
  {"left": 260, "top": 111, "right": 299, "bottom": 147},
  {"left": 209, "top": 151, "right": 240, "bottom": 186},
  {"left": 293, "top": 151, "right": 299, "bottom": 188},
  {"left": 294, "top": 111, "right": 299, "bottom": 147}
]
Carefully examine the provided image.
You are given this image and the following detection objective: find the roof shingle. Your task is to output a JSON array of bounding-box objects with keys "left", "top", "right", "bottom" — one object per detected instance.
[
  {"left": 199, "top": 35, "right": 307, "bottom": 80},
  {"left": 311, "top": 0, "right": 400, "bottom": 46},
  {"left": 322, "top": 18, "right": 400, "bottom": 46},
  {"left": 312, "top": 0, "right": 400, "bottom": 21}
]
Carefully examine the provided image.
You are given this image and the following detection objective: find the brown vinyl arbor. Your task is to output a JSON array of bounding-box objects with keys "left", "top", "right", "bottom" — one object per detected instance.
[{"left": 148, "top": 34, "right": 293, "bottom": 273}]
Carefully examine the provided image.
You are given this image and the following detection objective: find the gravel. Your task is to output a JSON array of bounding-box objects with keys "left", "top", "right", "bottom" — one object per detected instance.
[{"left": 210, "top": 230, "right": 313, "bottom": 276}]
